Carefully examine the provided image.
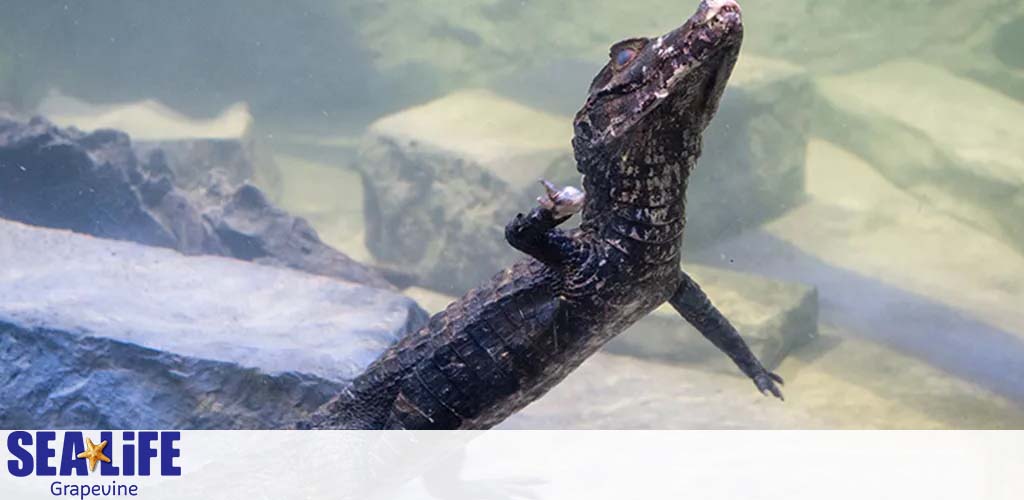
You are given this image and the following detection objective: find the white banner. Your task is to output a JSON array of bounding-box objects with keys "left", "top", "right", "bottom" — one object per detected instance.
[{"left": 1, "top": 431, "right": 1020, "bottom": 500}]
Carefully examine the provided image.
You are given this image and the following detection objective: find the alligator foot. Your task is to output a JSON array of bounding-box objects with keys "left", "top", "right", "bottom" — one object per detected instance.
[
  {"left": 753, "top": 372, "right": 785, "bottom": 400},
  {"left": 505, "top": 180, "right": 589, "bottom": 266},
  {"left": 669, "top": 271, "right": 786, "bottom": 401},
  {"left": 536, "top": 179, "right": 585, "bottom": 219}
]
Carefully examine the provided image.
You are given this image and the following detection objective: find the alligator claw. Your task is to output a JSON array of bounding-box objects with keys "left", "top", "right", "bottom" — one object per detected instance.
[
  {"left": 754, "top": 371, "right": 785, "bottom": 401},
  {"left": 537, "top": 179, "right": 585, "bottom": 218}
]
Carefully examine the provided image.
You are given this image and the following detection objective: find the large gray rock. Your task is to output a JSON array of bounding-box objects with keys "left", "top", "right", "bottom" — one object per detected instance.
[
  {"left": 707, "top": 139, "right": 1024, "bottom": 407},
  {"left": 134, "top": 138, "right": 268, "bottom": 192},
  {"left": 0, "top": 113, "right": 393, "bottom": 288},
  {"left": 917, "top": 5, "right": 1024, "bottom": 104},
  {"left": 37, "top": 93, "right": 282, "bottom": 194},
  {"left": 0, "top": 219, "right": 427, "bottom": 429},
  {"left": 358, "top": 56, "right": 810, "bottom": 294},
  {"left": 814, "top": 60, "right": 1024, "bottom": 255},
  {"left": 357, "top": 89, "right": 569, "bottom": 294},
  {"left": 605, "top": 264, "right": 818, "bottom": 372}
]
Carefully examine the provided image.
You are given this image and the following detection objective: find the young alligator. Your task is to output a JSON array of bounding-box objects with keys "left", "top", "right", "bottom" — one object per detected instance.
[{"left": 307, "top": 0, "right": 784, "bottom": 430}]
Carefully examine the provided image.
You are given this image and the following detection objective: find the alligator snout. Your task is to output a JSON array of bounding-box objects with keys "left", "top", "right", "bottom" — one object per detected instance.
[{"left": 701, "top": 0, "right": 742, "bottom": 23}]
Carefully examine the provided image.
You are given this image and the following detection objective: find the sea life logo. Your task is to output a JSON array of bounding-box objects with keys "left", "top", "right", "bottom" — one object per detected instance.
[{"left": 5, "top": 431, "right": 181, "bottom": 497}]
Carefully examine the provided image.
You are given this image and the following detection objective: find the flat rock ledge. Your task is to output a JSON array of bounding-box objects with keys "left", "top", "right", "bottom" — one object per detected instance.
[
  {"left": 0, "top": 220, "right": 427, "bottom": 429},
  {"left": 814, "top": 60, "right": 1024, "bottom": 255}
]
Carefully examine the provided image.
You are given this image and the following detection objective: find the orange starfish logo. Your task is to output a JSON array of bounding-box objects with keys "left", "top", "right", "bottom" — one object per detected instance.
[{"left": 76, "top": 438, "right": 111, "bottom": 472}]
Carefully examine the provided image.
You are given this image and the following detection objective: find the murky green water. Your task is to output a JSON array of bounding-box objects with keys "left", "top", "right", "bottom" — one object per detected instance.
[{"left": 1, "top": 0, "right": 1022, "bottom": 428}]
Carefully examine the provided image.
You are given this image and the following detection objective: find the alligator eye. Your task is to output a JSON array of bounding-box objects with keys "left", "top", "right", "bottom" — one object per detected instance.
[{"left": 615, "top": 48, "right": 637, "bottom": 67}]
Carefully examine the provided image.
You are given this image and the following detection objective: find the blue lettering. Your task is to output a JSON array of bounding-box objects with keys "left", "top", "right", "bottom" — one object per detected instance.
[
  {"left": 160, "top": 432, "right": 181, "bottom": 476},
  {"left": 59, "top": 432, "right": 87, "bottom": 476},
  {"left": 6, "top": 431, "right": 33, "bottom": 477},
  {"left": 137, "top": 432, "right": 158, "bottom": 476},
  {"left": 121, "top": 435, "right": 135, "bottom": 476},
  {"left": 100, "top": 431, "right": 120, "bottom": 476},
  {"left": 122, "top": 442, "right": 136, "bottom": 476},
  {"left": 36, "top": 431, "right": 57, "bottom": 476}
]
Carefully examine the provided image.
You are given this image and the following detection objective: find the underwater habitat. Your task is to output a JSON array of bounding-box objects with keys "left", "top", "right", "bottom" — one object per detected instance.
[{"left": 0, "top": 0, "right": 1022, "bottom": 429}]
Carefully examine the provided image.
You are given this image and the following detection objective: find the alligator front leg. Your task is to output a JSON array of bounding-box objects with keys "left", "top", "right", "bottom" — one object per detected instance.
[
  {"left": 504, "top": 179, "right": 586, "bottom": 266},
  {"left": 669, "top": 270, "right": 786, "bottom": 400}
]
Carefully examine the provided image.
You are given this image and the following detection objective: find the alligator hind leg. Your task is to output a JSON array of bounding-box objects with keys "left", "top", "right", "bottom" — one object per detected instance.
[
  {"left": 669, "top": 270, "right": 785, "bottom": 400},
  {"left": 504, "top": 179, "right": 587, "bottom": 267}
]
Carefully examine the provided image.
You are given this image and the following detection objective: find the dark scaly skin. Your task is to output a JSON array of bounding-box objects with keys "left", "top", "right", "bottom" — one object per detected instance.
[{"left": 306, "top": 0, "right": 783, "bottom": 430}]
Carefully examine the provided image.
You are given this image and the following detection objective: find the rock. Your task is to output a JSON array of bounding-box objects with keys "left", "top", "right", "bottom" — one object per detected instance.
[
  {"left": 795, "top": 139, "right": 1024, "bottom": 340},
  {"left": 696, "top": 139, "right": 1024, "bottom": 406},
  {"left": 134, "top": 138, "right": 263, "bottom": 192},
  {"left": 917, "top": 5, "right": 1024, "bottom": 104},
  {"left": 0, "top": 219, "right": 427, "bottom": 429},
  {"left": 38, "top": 91, "right": 281, "bottom": 195},
  {"left": 814, "top": 60, "right": 1024, "bottom": 254},
  {"left": 37, "top": 91, "right": 252, "bottom": 142},
  {"left": 358, "top": 56, "right": 811, "bottom": 293},
  {"left": 196, "top": 179, "right": 397, "bottom": 289},
  {"left": 0, "top": 116, "right": 179, "bottom": 249},
  {"left": 0, "top": 113, "right": 394, "bottom": 289},
  {"left": 369, "top": 89, "right": 573, "bottom": 189},
  {"left": 605, "top": 265, "right": 818, "bottom": 372},
  {"left": 357, "top": 89, "right": 571, "bottom": 293}
]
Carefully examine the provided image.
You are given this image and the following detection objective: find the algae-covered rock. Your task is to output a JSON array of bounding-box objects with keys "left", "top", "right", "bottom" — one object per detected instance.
[
  {"left": 605, "top": 264, "right": 818, "bottom": 372},
  {"left": 38, "top": 92, "right": 281, "bottom": 194},
  {"left": 358, "top": 56, "right": 810, "bottom": 293},
  {"left": 0, "top": 115, "right": 179, "bottom": 248},
  {"left": 0, "top": 113, "right": 393, "bottom": 289},
  {"left": 814, "top": 60, "right": 1024, "bottom": 254},
  {"left": 0, "top": 219, "right": 427, "bottom": 429},
  {"left": 357, "top": 89, "right": 565, "bottom": 294},
  {"left": 708, "top": 139, "right": 1024, "bottom": 406}
]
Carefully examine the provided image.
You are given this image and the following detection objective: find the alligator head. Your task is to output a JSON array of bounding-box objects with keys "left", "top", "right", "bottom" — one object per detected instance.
[{"left": 572, "top": 0, "right": 743, "bottom": 167}]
